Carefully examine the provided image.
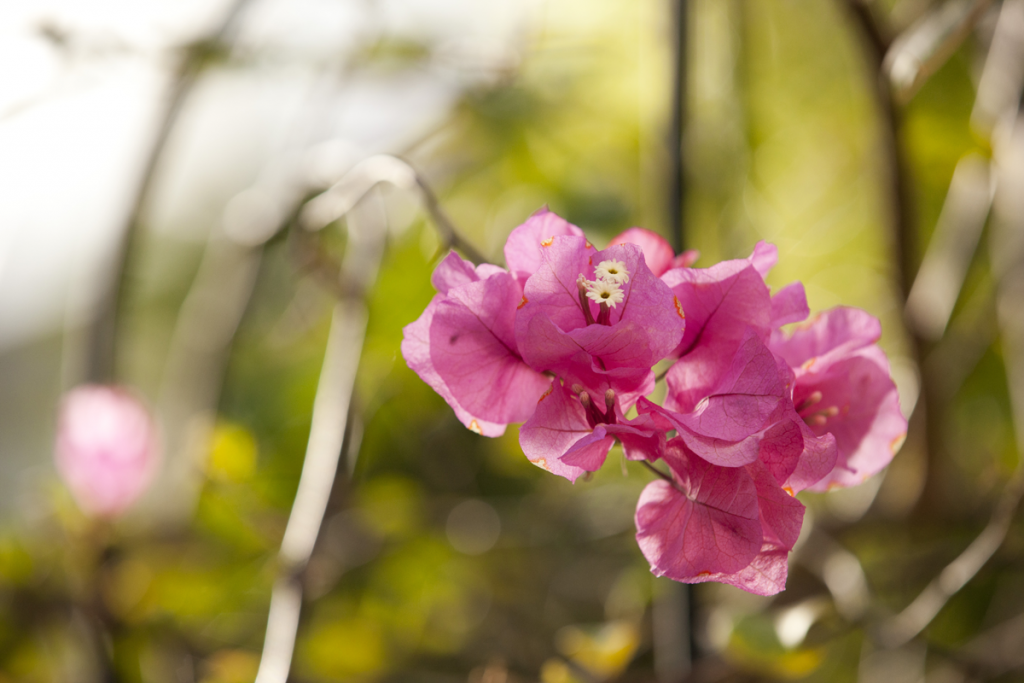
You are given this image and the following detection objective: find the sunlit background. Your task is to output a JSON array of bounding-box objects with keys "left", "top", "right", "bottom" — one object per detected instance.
[{"left": 1, "top": 0, "right": 1023, "bottom": 681}]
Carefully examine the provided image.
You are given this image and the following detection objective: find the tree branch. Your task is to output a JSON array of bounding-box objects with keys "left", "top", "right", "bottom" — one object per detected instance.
[
  {"left": 888, "top": 0, "right": 994, "bottom": 103},
  {"left": 667, "top": 0, "right": 688, "bottom": 253},
  {"left": 85, "top": 0, "right": 253, "bottom": 384},
  {"left": 878, "top": 470, "right": 1024, "bottom": 648},
  {"left": 300, "top": 154, "right": 487, "bottom": 265},
  {"left": 254, "top": 191, "right": 388, "bottom": 683}
]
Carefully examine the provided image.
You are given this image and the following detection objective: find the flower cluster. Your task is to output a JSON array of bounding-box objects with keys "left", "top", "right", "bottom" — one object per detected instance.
[{"left": 402, "top": 208, "right": 906, "bottom": 595}]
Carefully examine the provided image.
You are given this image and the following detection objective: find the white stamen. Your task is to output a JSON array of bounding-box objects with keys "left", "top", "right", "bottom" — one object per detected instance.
[
  {"left": 594, "top": 260, "right": 630, "bottom": 284},
  {"left": 585, "top": 279, "right": 625, "bottom": 307}
]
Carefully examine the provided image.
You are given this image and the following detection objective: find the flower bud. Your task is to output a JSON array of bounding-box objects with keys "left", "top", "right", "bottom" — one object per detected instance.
[{"left": 55, "top": 385, "right": 160, "bottom": 518}]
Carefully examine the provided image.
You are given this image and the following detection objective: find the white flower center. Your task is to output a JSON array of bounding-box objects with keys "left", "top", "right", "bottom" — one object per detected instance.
[
  {"left": 585, "top": 278, "right": 625, "bottom": 307},
  {"left": 594, "top": 260, "right": 629, "bottom": 284}
]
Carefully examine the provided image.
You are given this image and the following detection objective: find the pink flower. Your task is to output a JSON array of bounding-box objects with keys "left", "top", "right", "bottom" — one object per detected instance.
[
  {"left": 401, "top": 251, "right": 550, "bottom": 436},
  {"left": 401, "top": 215, "right": 901, "bottom": 596},
  {"left": 637, "top": 332, "right": 791, "bottom": 466},
  {"left": 515, "top": 235, "right": 684, "bottom": 409},
  {"left": 769, "top": 307, "right": 907, "bottom": 490},
  {"left": 652, "top": 242, "right": 837, "bottom": 492},
  {"left": 661, "top": 242, "right": 798, "bottom": 413},
  {"left": 55, "top": 385, "right": 160, "bottom": 518},
  {"left": 607, "top": 227, "right": 699, "bottom": 276},
  {"left": 519, "top": 380, "right": 664, "bottom": 482},
  {"left": 634, "top": 439, "right": 805, "bottom": 595}
]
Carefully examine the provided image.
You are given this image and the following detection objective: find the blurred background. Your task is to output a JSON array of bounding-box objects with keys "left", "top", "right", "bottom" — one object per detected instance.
[{"left": 1, "top": 0, "right": 1023, "bottom": 681}]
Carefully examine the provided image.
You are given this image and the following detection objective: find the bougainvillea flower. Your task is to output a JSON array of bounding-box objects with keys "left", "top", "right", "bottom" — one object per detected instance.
[
  {"left": 769, "top": 307, "right": 906, "bottom": 490},
  {"left": 504, "top": 207, "right": 585, "bottom": 289},
  {"left": 634, "top": 439, "right": 805, "bottom": 595},
  {"left": 637, "top": 332, "right": 787, "bottom": 465},
  {"left": 403, "top": 214, "right": 901, "bottom": 596},
  {"left": 515, "top": 236, "right": 684, "bottom": 408},
  {"left": 661, "top": 254, "right": 774, "bottom": 413},
  {"left": 638, "top": 332, "right": 838, "bottom": 493},
  {"left": 402, "top": 252, "right": 550, "bottom": 435},
  {"left": 55, "top": 385, "right": 160, "bottom": 518},
  {"left": 661, "top": 240, "right": 813, "bottom": 407},
  {"left": 608, "top": 227, "right": 700, "bottom": 276},
  {"left": 520, "top": 380, "right": 665, "bottom": 482}
]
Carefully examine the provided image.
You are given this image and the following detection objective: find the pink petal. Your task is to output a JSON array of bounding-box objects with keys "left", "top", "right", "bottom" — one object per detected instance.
[
  {"left": 516, "top": 235, "right": 594, "bottom": 336},
  {"left": 431, "top": 251, "right": 480, "bottom": 294},
  {"left": 608, "top": 227, "right": 675, "bottom": 276},
  {"left": 704, "top": 543, "right": 791, "bottom": 596},
  {"left": 770, "top": 282, "right": 809, "bottom": 327},
  {"left": 671, "top": 250, "right": 700, "bottom": 269},
  {"left": 567, "top": 321, "right": 656, "bottom": 371},
  {"left": 757, "top": 416, "right": 805, "bottom": 485},
  {"left": 563, "top": 361, "right": 656, "bottom": 413},
  {"left": 503, "top": 207, "right": 585, "bottom": 288},
  {"left": 515, "top": 239, "right": 681, "bottom": 403},
  {"left": 560, "top": 427, "right": 618, "bottom": 471},
  {"left": 770, "top": 306, "right": 881, "bottom": 368},
  {"left": 784, "top": 426, "right": 838, "bottom": 493},
  {"left": 748, "top": 241, "right": 778, "bottom": 279},
  {"left": 429, "top": 271, "right": 550, "bottom": 425},
  {"left": 747, "top": 460, "right": 804, "bottom": 550},
  {"left": 515, "top": 314, "right": 656, "bottom": 409},
  {"left": 644, "top": 333, "right": 788, "bottom": 464},
  {"left": 635, "top": 442, "right": 762, "bottom": 580},
  {"left": 674, "top": 331, "right": 786, "bottom": 441},
  {"left": 663, "top": 263, "right": 772, "bottom": 411},
  {"left": 606, "top": 418, "right": 666, "bottom": 462},
  {"left": 636, "top": 397, "right": 761, "bottom": 468},
  {"left": 802, "top": 349, "right": 906, "bottom": 491},
  {"left": 593, "top": 243, "right": 684, "bottom": 361},
  {"left": 519, "top": 382, "right": 599, "bottom": 482},
  {"left": 401, "top": 297, "right": 506, "bottom": 436}
]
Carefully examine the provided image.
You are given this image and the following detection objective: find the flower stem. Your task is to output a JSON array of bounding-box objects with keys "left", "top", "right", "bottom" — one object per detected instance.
[{"left": 641, "top": 459, "right": 675, "bottom": 485}]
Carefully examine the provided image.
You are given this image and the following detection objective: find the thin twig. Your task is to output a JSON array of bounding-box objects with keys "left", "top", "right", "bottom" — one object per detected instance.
[
  {"left": 667, "top": 0, "right": 688, "bottom": 253},
  {"left": 889, "top": 0, "right": 994, "bottom": 103},
  {"left": 841, "top": 0, "right": 915, "bottom": 300},
  {"left": 877, "top": 8, "right": 1024, "bottom": 648},
  {"left": 301, "top": 154, "right": 487, "bottom": 265},
  {"left": 254, "top": 193, "right": 388, "bottom": 683},
  {"left": 840, "top": 0, "right": 948, "bottom": 520},
  {"left": 878, "top": 470, "right": 1024, "bottom": 647},
  {"left": 413, "top": 170, "right": 488, "bottom": 265},
  {"left": 845, "top": 0, "right": 893, "bottom": 58},
  {"left": 904, "top": 156, "right": 992, "bottom": 340},
  {"left": 642, "top": 459, "right": 676, "bottom": 486},
  {"left": 85, "top": 0, "right": 253, "bottom": 384},
  {"left": 664, "top": 8, "right": 691, "bottom": 669}
]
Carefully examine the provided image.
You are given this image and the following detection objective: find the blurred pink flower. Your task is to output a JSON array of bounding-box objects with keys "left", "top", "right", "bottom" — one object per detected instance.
[{"left": 55, "top": 385, "right": 160, "bottom": 518}]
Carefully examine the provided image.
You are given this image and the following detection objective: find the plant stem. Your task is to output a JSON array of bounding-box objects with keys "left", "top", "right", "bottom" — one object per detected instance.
[{"left": 85, "top": 0, "right": 253, "bottom": 384}]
